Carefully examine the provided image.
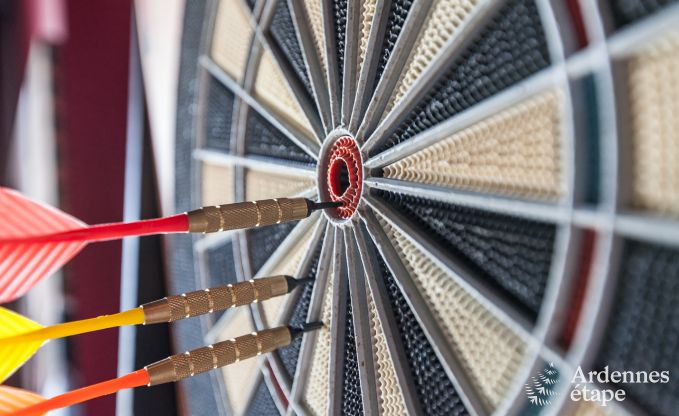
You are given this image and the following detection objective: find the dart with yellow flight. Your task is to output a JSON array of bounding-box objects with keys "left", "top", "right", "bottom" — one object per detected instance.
[{"left": 0, "top": 274, "right": 311, "bottom": 382}]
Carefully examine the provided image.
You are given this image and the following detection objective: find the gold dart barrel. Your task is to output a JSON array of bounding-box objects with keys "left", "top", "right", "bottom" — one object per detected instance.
[
  {"left": 185, "top": 198, "right": 342, "bottom": 233},
  {"left": 144, "top": 323, "right": 322, "bottom": 385},
  {"left": 186, "top": 198, "right": 308, "bottom": 233},
  {"left": 141, "top": 275, "right": 295, "bottom": 324}
]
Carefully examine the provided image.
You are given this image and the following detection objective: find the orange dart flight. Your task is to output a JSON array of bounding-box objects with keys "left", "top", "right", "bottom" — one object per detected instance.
[{"left": 0, "top": 386, "right": 45, "bottom": 415}]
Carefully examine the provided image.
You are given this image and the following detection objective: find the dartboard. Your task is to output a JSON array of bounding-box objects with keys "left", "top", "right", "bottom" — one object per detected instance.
[{"left": 169, "top": 0, "right": 679, "bottom": 415}]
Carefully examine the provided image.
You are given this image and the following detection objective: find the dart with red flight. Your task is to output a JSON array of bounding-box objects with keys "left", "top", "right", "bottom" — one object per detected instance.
[{"left": 0, "top": 187, "right": 340, "bottom": 302}]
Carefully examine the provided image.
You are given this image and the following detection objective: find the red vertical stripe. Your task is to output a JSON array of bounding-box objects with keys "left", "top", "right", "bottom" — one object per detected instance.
[
  {"left": 566, "top": 0, "right": 588, "bottom": 49},
  {"left": 55, "top": 1, "right": 132, "bottom": 414}
]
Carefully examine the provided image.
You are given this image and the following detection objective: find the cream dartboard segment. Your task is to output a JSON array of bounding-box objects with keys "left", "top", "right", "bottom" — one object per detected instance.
[
  {"left": 254, "top": 49, "right": 317, "bottom": 141},
  {"left": 244, "top": 168, "right": 316, "bottom": 201},
  {"left": 302, "top": 0, "right": 328, "bottom": 76},
  {"left": 201, "top": 162, "right": 235, "bottom": 206},
  {"left": 382, "top": 90, "right": 564, "bottom": 200},
  {"left": 301, "top": 259, "right": 335, "bottom": 416},
  {"left": 356, "top": 0, "right": 377, "bottom": 76},
  {"left": 365, "top": 288, "right": 408, "bottom": 415},
  {"left": 628, "top": 31, "right": 679, "bottom": 216},
  {"left": 171, "top": 0, "right": 679, "bottom": 414},
  {"left": 211, "top": 0, "right": 254, "bottom": 83}
]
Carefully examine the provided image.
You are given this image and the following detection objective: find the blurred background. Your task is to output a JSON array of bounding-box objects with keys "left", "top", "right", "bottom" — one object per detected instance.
[{"left": 1, "top": 0, "right": 183, "bottom": 414}]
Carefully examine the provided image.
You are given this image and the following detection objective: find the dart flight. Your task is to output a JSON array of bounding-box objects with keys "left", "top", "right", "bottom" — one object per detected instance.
[
  {"left": 0, "top": 187, "right": 340, "bottom": 302},
  {"left": 0, "top": 386, "right": 45, "bottom": 415}
]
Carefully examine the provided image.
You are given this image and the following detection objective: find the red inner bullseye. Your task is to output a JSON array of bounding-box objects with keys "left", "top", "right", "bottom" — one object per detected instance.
[{"left": 326, "top": 136, "right": 362, "bottom": 219}]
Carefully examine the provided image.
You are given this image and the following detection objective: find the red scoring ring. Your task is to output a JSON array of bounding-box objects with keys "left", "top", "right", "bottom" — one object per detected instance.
[{"left": 326, "top": 136, "right": 362, "bottom": 219}]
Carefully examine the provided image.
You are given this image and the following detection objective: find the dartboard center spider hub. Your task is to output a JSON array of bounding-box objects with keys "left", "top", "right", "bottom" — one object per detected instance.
[{"left": 318, "top": 132, "right": 364, "bottom": 223}]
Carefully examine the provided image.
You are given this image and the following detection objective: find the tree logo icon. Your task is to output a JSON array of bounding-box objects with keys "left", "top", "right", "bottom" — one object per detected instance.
[{"left": 524, "top": 362, "right": 559, "bottom": 407}]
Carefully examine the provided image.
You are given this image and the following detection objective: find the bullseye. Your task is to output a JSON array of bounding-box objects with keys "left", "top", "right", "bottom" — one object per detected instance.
[{"left": 324, "top": 136, "right": 362, "bottom": 220}]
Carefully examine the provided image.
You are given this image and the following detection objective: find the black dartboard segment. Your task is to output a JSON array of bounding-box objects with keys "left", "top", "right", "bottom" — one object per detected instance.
[
  {"left": 246, "top": 380, "right": 279, "bottom": 415},
  {"left": 278, "top": 240, "right": 324, "bottom": 378},
  {"left": 206, "top": 241, "right": 238, "bottom": 287},
  {"left": 270, "top": 0, "right": 315, "bottom": 99},
  {"left": 244, "top": 109, "right": 316, "bottom": 164},
  {"left": 375, "top": 254, "right": 469, "bottom": 415},
  {"left": 278, "top": 282, "right": 313, "bottom": 377},
  {"left": 596, "top": 240, "right": 679, "bottom": 416},
  {"left": 374, "top": 0, "right": 550, "bottom": 155},
  {"left": 370, "top": 0, "right": 415, "bottom": 95},
  {"left": 247, "top": 221, "right": 299, "bottom": 273},
  {"left": 333, "top": 0, "right": 348, "bottom": 93},
  {"left": 204, "top": 75, "right": 235, "bottom": 152},
  {"left": 341, "top": 289, "right": 364, "bottom": 415},
  {"left": 372, "top": 189, "right": 556, "bottom": 318},
  {"left": 609, "top": 0, "right": 678, "bottom": 28}
]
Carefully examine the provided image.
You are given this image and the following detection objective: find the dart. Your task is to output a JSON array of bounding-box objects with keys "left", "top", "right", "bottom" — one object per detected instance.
[
  {"left": 0, "top": 187, "right": 340, "bottom": 303},
  {"left": 0, "top": 275, "right": 311, "bottom": 382},
  {"left": 8, "top": 323, "right": 323, "bottom": 416}
]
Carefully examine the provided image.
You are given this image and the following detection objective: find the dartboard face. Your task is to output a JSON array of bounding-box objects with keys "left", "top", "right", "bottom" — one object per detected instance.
[{"left": 170, "top": 0, "right": 679, "bottom": 415}]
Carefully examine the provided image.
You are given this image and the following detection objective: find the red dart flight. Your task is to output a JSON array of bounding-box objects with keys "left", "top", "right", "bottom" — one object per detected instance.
[{"left": 0, "top": 187, "right": 187, "bottom": 303}]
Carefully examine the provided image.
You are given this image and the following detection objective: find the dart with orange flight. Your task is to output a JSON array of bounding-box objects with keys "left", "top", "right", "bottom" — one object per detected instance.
[
  {"left": 0, "top": 187, "right": 340, "bottom": 302},
  {"left": 6, "top": 323, "right": 323, "bottom": 416},
  {"left": 0, "top": 275, "right": 311, "bottom": 382}
]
